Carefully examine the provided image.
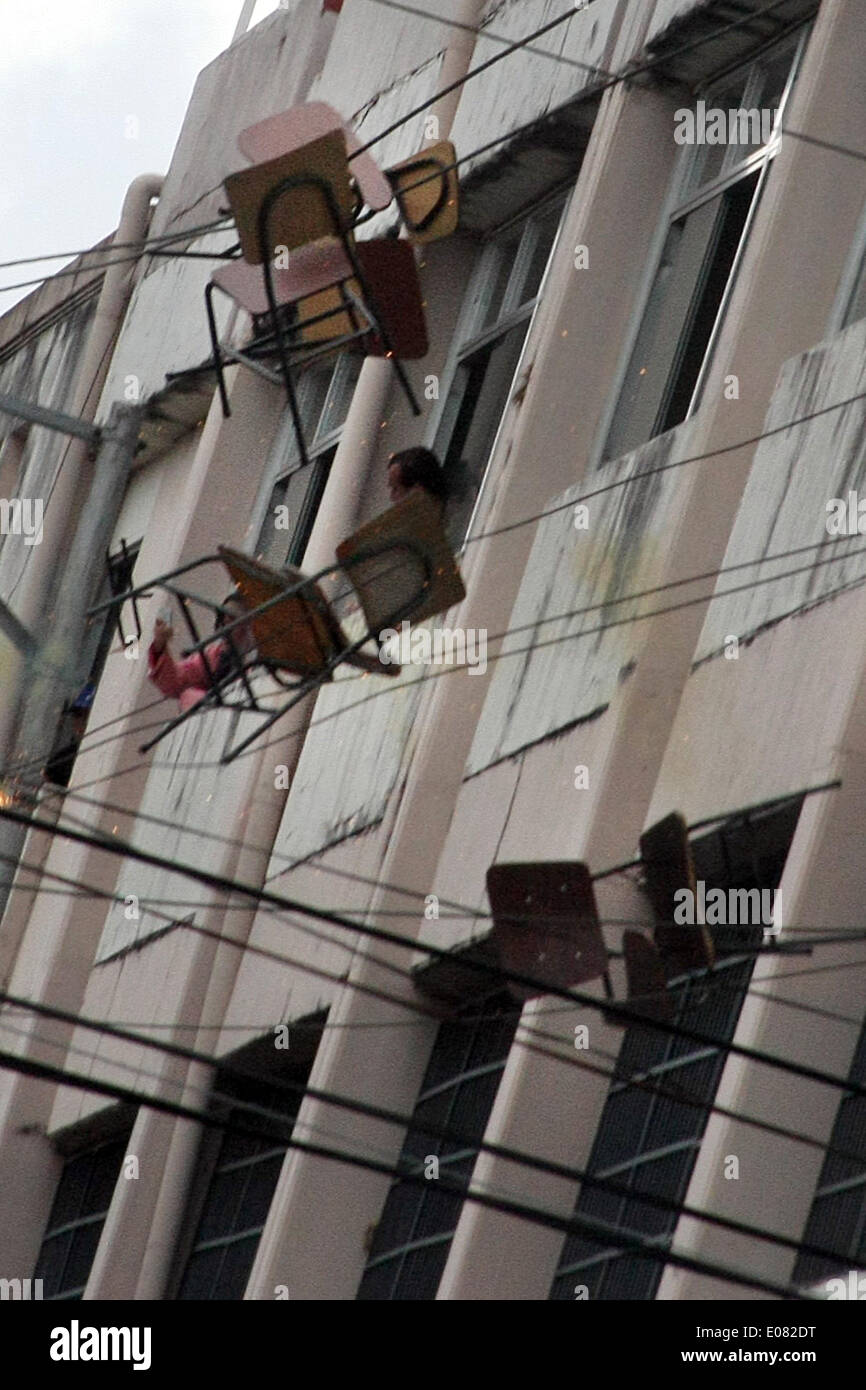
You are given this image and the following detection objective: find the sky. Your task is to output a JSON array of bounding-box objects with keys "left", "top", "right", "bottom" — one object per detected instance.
[{"left": 0, "top": 0, "right": 284, "bottom": 313}]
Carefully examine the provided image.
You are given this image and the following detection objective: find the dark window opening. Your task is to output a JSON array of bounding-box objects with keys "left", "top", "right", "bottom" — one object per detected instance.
[
  {"left": 549, "top": 797, "right": 803, "bottom": 1301},
  {"left": 793, "top": 1020, "right": 866, "bottom": 1289},
  {"left": 658, "top": 170, "right": 760, "bottom": 436},
  {"left": 260, "top": 446, "right": 336, "bottom": 570},
  {"left": 173, "top": 1018, "right": 324, "bottom": 1301},
  {"left": 44, "top": 540, "right": 139, "bottom": 787},
  {"left": 34, "top": 1134, "right": 129, "bottom": 1300},
  {"left": 357, "top": 992, "right": 518, "bottom": 1301}
]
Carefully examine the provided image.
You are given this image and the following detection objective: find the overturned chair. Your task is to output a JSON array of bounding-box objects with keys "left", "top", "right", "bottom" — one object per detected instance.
[
  {"left": 90, "top": 491, "right": 466, "bottom": 764},
  {"left": 413, "top": 817, "right": 720, "bottom": 1024},
  {"left": 203, "top": 102, "right": 459, "bottom": 466}
]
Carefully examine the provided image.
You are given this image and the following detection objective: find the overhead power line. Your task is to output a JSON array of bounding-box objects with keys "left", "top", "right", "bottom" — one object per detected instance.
[
  {"left": 4, "top": 802, "right": 866, "bottom": 1106},
  {"left": 4, "top": 842, "right": 866, "bottom": 1192},
  {"left": 0, "top": 1040, "right": 814, "bottom": 1299},
  {"left": 1, "top": 982, "right": 851, "bottom": 1278}
]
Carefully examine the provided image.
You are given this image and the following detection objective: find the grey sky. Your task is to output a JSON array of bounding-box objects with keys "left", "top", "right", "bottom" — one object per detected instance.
[{"left": 0, "top": 0, "right": 282, "bottom": 314}]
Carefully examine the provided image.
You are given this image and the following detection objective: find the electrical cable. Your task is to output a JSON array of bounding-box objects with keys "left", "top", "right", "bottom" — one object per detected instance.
[
  {"left": 0, "top": 1040, "right": 816, "bottom": 1299},
  {"left": 1, "top": 983, "right": 852, "bottom": 1278},
  {"left": 3, "top": 845, "right": 865, "bottom": 1186},
  {"left": 5, "top": 802, "right": 866, "bottom": 1108}
]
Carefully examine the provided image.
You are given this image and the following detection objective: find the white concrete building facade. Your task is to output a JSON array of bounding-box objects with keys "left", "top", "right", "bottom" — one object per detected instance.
[{"left": 0, "top": 0, "right": 865, "bottom": 1301}]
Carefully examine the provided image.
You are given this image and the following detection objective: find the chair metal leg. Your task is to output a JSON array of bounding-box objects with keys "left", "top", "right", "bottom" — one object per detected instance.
[{"left": 205, "top": 281, "right": 232, "bottom": 418}]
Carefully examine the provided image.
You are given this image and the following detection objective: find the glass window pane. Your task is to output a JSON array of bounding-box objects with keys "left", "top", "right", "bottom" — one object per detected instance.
[
  {"left": 35, "top": 1139, "right": 127, "bottom": 1300},
  {"left": 62, "top": 1222, "right": 103, "bottom": 1294},
  {"left": 519, "top": 202, "right": 564, "bottom": 305},
  {"left": 842, "top": 250, "right": 866, "bottom": 329},
  {"left": 214, "top": 1235, "right": 261, "bottom": 1299},
  {"left": 437, "top": 322, "right": 530, "bottom": 545},
  {"left": 357, "top": 996, "right": 516, "bottom": 1300},
  {"left": 316, "top": 355, "right": 361, "bottom": 441},
  {"left": 605, "top": 169, "right": 760, "bottom": 462},
  {"left": 481, "top": 229, "right": 523, "bottom": 330}
]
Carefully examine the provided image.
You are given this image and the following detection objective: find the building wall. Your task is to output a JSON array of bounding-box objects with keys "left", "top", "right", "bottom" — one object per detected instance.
[{"left": 2, "top": 0, "right": 866, "bottom": 1301}]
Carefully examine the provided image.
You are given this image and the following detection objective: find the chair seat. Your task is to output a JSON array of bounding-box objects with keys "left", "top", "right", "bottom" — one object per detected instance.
[
  {"left": 387, "top": 140, "right": 459, "bottom": 244},
  {"left": 218, "top": 546, "right": 345, "bottom": 679},
  {"left": 211, "top": 238, "right": 428, "bottom": 359},
  {"left": 487, "top": 861, "right": 608, "bottom": 1000}
]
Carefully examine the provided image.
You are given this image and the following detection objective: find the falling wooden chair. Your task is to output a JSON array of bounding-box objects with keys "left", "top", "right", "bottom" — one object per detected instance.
[
  {"left": 216, "top": 124, "right": 427, "bottom": 461},
  {"left": 205, "top": 236, "right": 428, "bottom": 420},
  {"left": 640, "top": 811, "right": 715, "bottom": 981},
  {"left": 91, "top": 491, "right": 466, "bottom": 763},
  {"left": 386, "top": 140, "right": 459, "bottom": 245}
]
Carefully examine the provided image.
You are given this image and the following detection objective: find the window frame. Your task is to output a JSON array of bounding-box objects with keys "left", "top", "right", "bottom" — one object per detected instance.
[
  {"left": 828, "top": 195, "right": 866, "bottom": 335},
  {"left": 425, "top": 190, "right": 568, "bottom": 549},
  {"left": 34, "top": 1126, "right": 132, "bottom": 1301},
  {"left": 251, "top": 353, "right": 362, "bottom": 569},
  {"left": 595, "top": 26, "right": 810, "bottom": 469}
]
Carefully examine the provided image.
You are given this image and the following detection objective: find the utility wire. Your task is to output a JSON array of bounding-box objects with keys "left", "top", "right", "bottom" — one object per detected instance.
[
  {"left": 0, "top": 1042, "right": 815, "bottom": 1299},
  {"left": 362, "top": 0, "right": 613, "bottom": 77},
  {"left": 1, "top": 982, "right": 852, "bottom": 1278},
  {"left": 351, "top": 0, "right": 801, "bottom": 157},
  {"left": 4, "top": 845, "right": 866, "bottom": 1186},
  {"left": 10, "top": 533, "right": 862, "bottom": 794},
  {"left": 6, "top": 530, "right": 863, "bottom": 791},
  {"left": 5, "top": 802, "right": 866, "bottom": 1106}
]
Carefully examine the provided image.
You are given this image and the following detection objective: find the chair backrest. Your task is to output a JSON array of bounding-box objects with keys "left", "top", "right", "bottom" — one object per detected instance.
[
  {"left": 640, "top": 810, "right": 714, "bottom": 973},
  {"left": 225, "top": 130, "right": 356, "bottom": 265},
  {"left": 486, "top": 861, "right": 608, "bottom": 1000},
  {"left": 238, "top": 102, "right": 393, "bottom": 213},
  {"left": 293, "top": 238, "right": 428, "bottom": 356},
  {"left": 218, "top": 545, "right": 346, "bottom": 678},
  {"left": 386, "top": 140, "right": 459, "bottom": 244},
  {"left": 335, "top": 490, "right": 465, "bottom": 634},
  {"left": 622, "top": 931, "right": 674, "bottom": 1023}
]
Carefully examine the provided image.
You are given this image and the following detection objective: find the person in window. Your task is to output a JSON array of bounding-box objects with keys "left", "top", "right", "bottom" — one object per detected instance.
[
  {"left": 148, "top": 593, "right": 254, "bottom": 711},
  {"left": 386, "top": 447, "right": 449, "bottom": 511}
]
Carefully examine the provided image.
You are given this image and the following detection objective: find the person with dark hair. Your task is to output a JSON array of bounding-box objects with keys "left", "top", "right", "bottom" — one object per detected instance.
[
  {"left": 386, "top": 446, "right": 449, "bottom": 507},
  {"left": 148, "top": 593, "right": 254, "bottom": 711}
]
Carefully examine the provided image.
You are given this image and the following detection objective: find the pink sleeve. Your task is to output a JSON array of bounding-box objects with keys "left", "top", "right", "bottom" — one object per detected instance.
[{"left": 148, "top": 643, "right": 220, "bottom": 699}]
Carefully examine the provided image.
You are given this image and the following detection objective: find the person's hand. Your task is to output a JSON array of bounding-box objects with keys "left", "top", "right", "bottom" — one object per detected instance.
[{"left": 152, "top": 618, "right": 173, "bottom": 655}]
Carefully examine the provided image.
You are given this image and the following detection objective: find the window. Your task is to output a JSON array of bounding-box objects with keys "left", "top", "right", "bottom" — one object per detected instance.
[
  {"left": 173, "top": 1021, "right": 323, "bottom": 1300},
  {"left": 602, "top": 29, "right": 808, "bottom": 464},
  {"left": 832, "top": 195, "right": 866, "bottom": 333},
  {"left": 45, "top": 540, "right": 139, "bottom": 786},
  {"left": 432, "top": 197, "right": 566, "bottom": 546},
  {"left": 34, "top": 1134, "right": 129, "bottom": 1300},
  {"left": 357, "top": 993, "right": 518, "bottom": 1300},
  {"left": 793, "top": 1019, "right": 866, "bottom": 1289},
  {"left": 549, "top": 797, "right": 803, "bottom": 1300},
  {"left": 254, "top": 355, "right": 361, "bottom": 569}
]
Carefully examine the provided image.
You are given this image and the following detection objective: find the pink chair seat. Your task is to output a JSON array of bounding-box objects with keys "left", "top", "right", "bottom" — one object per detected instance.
[{"left": 211, "top": 241, "right": 353, "bottom": 316}]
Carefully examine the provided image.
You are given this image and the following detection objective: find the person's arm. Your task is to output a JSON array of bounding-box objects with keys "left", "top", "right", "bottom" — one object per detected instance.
[{"left": 148, "top": 621, "right": 218, "bottom": 700}]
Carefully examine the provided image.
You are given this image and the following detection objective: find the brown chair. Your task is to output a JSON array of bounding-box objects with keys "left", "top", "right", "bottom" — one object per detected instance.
[
  {"left": 640, "top": 811, "right": 715, "bottom": 979},
  {"left": 386, "top": 140, "right": 459, "bottom": 244},
  {"left": 486, "top": 861, "right": 609, "bottom": 1001},
  {"left": 214, "top": 125, "right": 426, "bottom": 452},
  {"left": 336, "top": 489, "right": 465, "bottom": 634}
]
